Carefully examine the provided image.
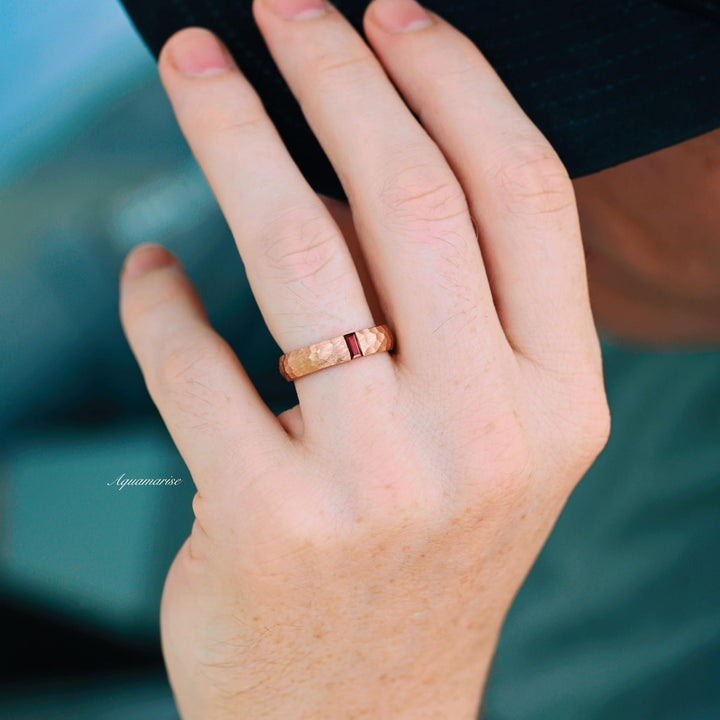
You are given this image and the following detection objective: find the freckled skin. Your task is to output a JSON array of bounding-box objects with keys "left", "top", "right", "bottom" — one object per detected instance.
[{"left": 122, "top": 5, "right": 616, "bottom": 717}]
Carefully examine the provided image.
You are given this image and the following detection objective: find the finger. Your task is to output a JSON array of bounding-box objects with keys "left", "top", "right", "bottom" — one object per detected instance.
[
  {"left": 364, "top": 0, "right": 600, "bottom": 370},
  {"left": 157, "top": 29, "right": 394, "bottom": 423},
  {"left": 119, "top": 244, "right": 288, "bottom": 489},
  {"left": 319, "top": 194, "right": 383, "bottom": 323},
  {"left": 252, "top": 0, "right": 509, "bottom": 378}
]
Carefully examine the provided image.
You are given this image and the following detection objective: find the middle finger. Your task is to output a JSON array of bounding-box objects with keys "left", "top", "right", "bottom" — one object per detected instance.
[{"left": 253, "top": 0, "right": 507, "bottom": 376}]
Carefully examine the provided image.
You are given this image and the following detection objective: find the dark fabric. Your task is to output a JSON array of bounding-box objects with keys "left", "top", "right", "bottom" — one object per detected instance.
[{"left": 117, "top": 0, "right": 720, "bottom": 187}]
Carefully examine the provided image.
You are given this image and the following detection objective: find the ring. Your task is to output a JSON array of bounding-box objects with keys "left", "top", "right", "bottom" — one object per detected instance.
[{"left": 279, "top": 324, "right": 394, "bottom": 381}]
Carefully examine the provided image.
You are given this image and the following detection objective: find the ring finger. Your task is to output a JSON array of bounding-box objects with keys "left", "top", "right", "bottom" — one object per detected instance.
[
  {"left": 158, "top": 28, "right": 390, "bottom": 424},
  {"left": 252, "top": 0, "right": 507, "bottom": 379}
]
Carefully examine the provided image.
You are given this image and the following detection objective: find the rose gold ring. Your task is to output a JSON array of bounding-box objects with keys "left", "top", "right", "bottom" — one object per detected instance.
[{"left": 279, "top": 324, "right": 394, "bottom": 381}]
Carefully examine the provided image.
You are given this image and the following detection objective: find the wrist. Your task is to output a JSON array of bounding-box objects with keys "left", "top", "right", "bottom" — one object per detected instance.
[{"left": 173, "top": 628, "right": 500, "bottom": 720}]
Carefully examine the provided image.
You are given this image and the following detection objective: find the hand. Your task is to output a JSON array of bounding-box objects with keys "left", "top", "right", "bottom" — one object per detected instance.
[
  {"left": 119, "top": 0, "right": 610, "bottom": 717},
  {"left": 575, "top": 128, "right": 720, "bottom": 345}
]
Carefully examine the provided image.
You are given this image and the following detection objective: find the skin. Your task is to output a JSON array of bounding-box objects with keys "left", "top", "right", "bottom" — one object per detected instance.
[
  {"left": 119, "top": 0, "right": 612, "bottom": 717},
  {"left": 575, "top": 128, "right": 720, "bottom": 346}
]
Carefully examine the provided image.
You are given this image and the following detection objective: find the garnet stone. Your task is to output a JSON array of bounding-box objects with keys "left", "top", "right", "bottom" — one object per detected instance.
[{"left": 344, "top": 332, "right": 362, "bottom": 359}]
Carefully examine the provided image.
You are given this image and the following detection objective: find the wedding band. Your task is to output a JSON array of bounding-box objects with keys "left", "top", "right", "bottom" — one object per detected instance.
[{"left": 279, "top": 324, "right": 394, "bottom": 381}]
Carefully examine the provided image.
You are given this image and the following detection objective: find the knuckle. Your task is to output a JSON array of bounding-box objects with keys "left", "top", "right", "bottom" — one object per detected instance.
[
  {"left": 191, "top": 492, "right": 206, "bottom": 521},
  {"left": 157, "top": 333, "right": 229, "bottom": 393},
  {"left": 189, "top": 94, "right": 266, "bottom": 139},
  {"left": 261, "top": 211, "right": 343, "bottom": 285},
  {"left": 579, "top": 391, "right": 612, "bottom": 459},
  {"left": 491, "top": 143, "right": 576, "bottom": 217},
  {"left": 122, "top": 272, "right": 189, "bottom": 327},
  {"left": 485, "top": 414, "right": 536, "bottom": 497},
  {"left": 379, "top": 163, "right": 469, "bottom": 226},
  {"left": 313, "top": 52, "right": 377, "bottom": 93},
  {"left": 445, "top": 407, "right": 537, "bottom": 512},
  {"left": 465, "top": 446, "right": 536, "bottom": 525},
  {"left": 558, "top": 379, "right": 612, "bottom": 472}
]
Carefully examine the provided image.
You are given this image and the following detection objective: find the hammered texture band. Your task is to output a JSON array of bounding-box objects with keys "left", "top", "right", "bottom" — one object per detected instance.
[{"left": 279, "top": 324, "right": 394, "bottom": 381}]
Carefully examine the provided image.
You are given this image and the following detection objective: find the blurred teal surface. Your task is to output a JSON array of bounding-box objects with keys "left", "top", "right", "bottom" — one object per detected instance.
[
  {"left": 1, "top": 0, "right": 151, "bottom": 186},
  {"left": 0, "top": 674, "right": 178, "bottom": 719},
  {"left": 0, "top": 1, "right": 291, "bottom": 715},
  {"left": 0, "top": 423, "right": 194, "bottom": 637},
  {"left": 485, "top": 337, "right": 720, "bottom": 719}
]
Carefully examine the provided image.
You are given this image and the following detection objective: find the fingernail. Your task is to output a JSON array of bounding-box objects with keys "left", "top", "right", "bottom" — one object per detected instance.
[
  {"left": 168, "top": 28, "right": 233, "bottom": 77},
  {"left": 123, "top": 244, "right": 176, "bottom": 280},
  {"left": 371, "top": 0, "right": 432, "bottom": 32},
  {"left": 265, "top": 0, "right": 328, "bottom": 20}
]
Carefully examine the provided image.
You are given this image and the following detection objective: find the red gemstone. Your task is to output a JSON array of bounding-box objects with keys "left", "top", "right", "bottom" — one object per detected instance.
[{"left": 344, "top": 332, "right": 361, "bottom": 358}]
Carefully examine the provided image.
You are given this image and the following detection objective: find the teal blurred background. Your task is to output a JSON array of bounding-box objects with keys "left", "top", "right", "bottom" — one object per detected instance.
[
  {"left": 0, "top": 1, "right": 718, "bottom": 718},
  {"left": 1, "top": 0, "right": 294, "bottom": 716}
]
